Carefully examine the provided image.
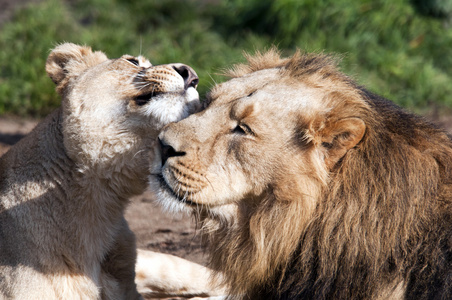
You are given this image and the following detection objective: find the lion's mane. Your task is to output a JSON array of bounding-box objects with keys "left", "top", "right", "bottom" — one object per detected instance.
[{"left": 202, "top": 51, "right": 452, "bottom": 299}]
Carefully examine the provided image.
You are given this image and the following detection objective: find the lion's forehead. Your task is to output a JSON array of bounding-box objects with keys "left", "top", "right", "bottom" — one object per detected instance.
[
  {"left": 210, "top": 68, "right": 326, "bottom": 116},
  {"left": 207, "top": 86, "right": 324, "bottom": 132},
  {"left": 210, "top": 68, "right": 281, "bottom": 102}
]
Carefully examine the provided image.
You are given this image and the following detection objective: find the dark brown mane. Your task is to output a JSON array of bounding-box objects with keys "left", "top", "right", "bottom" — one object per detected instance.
[
  {"left": 268, "top": 89, "right": 452, "bottom": 299},
  {"left": 226, "top": 48, "right": 344, "bottom": 80}
]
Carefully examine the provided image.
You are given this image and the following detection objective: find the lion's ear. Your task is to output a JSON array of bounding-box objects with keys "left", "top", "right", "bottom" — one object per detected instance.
[
  {"left": 320, "top": 117, "right": 366, "bottom": 168},
  {"left": 46, "top": 43, "right": 108, "bottom": 92}
]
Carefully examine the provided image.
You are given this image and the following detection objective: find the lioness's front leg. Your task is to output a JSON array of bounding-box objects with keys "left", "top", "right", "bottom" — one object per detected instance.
[{"left": 101, "top": 217, "right": 142, "bottom": 300}]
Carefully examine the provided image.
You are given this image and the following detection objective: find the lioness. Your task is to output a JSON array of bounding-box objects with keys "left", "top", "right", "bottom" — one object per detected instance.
[
  {"left": 0, "top": 43, "right": 199, "bottom": 299},
  {"left": 152, "top": 49, "right": 452, "bottom": 299}
]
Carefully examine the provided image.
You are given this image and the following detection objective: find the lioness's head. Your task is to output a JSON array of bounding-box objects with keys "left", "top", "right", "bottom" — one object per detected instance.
[{"left": 46, "top": 43, "right": 200, "bottom": 168}]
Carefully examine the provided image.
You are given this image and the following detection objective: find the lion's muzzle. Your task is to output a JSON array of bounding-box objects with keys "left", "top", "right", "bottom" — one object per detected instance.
[{"left": 159, "top": 136, "right": 186, "bottom": 167}]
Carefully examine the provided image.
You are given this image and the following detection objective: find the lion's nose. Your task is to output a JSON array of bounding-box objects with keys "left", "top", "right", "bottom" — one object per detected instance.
[
  {"left": 172, "top": 64, "right": 199, "bottom": 90},
  {"left": 159, "top": 137, "right": 185, "bottom": 166}
]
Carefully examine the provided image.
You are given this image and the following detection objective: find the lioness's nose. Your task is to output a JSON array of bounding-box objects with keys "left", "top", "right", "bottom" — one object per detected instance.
[
  {"left": 171, "top": 64, "right": 199, "bottom": 90},
  {"left": 158, "top": 136, "right": 185, "bottom": 166}
]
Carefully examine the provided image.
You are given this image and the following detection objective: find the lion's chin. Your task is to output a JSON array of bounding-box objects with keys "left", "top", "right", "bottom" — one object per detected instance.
[
  {"left": 149, "top": 174, "right": 237, "bottom": 221},
  {"left": 148, "top": 174, "right": 197, "bottom": 214}
]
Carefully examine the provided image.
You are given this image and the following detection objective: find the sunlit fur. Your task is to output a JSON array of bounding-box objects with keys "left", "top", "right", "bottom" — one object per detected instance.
[
  {"left": 135, "top": 249, "right": 227, "bottom": 298},
  {"left": 0, "top": 43, "right": 199, "bottom": 299},
  {"left": 153, "top": 48, "right": 452, "bottom": 299}
]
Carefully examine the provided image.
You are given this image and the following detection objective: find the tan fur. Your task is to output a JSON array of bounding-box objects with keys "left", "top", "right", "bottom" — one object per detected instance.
[
  {"left": 0, "top": 43, "right": 200, "bottom": 299},
  {"left": 152, "top": 49, "right": 452, "bottom": 299}
]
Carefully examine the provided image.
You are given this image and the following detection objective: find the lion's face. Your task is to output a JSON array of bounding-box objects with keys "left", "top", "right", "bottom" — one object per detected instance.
[
  {"left": 151, "top": 49, "right": 452, "bottom": 299},
  {"left": 152, "top": 69, "right": 322, "bottom": 213},
  {"left": 45, "top": 43, "right": 200, "bottom": 165},
  {"left": 151, "top": 53, "right": 366, "bottom": 221}
]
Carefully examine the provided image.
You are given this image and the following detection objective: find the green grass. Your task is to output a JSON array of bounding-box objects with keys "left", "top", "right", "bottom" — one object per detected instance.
[{"left": 0, "top": 0, "right": 452, "bottom": 116}]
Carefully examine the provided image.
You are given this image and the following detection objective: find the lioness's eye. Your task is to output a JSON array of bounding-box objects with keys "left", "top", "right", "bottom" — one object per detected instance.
[
  {"left": 126, "top": 58, "right": 139, "bottom": 66},
  {"left": 232, "top": 123, "right": 253, "bottom": 136}
]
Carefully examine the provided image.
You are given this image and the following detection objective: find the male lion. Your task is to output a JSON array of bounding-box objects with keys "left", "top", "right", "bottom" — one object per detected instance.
[
  {"left": 151, "top": 49, "right": 452, "bottom": 299},
  {"left": 0, "top": 43, "right": 200, "bottom": 299}
]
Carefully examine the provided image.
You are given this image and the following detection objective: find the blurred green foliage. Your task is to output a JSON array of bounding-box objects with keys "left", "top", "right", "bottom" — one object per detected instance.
[
  {"left": 0, "top": 0, "right": 452, "bottom": 116},
  {"left": 413, "top": 0, "right": 452, "bottom": 19}
]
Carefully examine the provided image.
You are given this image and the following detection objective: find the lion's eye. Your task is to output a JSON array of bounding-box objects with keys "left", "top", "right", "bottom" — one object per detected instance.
[{"left": 232, "top": 123, "right": 253, "bottom": 136}]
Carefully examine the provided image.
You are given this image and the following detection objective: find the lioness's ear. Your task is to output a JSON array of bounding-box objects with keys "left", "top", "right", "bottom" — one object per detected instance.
[
  {"left": 319, "top": 117, "right": 366, "bottom": 168},
  {"left": 46, "top": 43, "right": 108, "bottom": 92}
]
